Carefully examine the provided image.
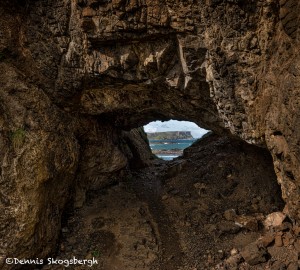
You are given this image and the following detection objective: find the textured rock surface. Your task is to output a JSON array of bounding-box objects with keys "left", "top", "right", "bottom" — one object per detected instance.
[
  {"left": 120, "top": 127, "right": 155, "bottom": 169},
  {"left": 1, "top": 0, "right": 300, "bottom": 267},
  {"left": 42, "top": 134, "right": 284, "bottom": 270},
  {"left": 0, "top": 62, "right": 80, "bottom": 263}
]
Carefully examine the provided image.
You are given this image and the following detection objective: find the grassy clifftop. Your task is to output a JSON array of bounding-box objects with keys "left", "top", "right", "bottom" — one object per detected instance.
[{"left": 147, "top": 131, "right": 193, "bottom": 140}]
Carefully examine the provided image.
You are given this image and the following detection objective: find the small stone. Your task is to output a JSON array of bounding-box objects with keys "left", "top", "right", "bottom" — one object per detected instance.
[
  {"left": 217, "top": 221, "right": 241, "bottom": 235},
  {"left": 293, "top": 239, "right": 300, "bottom": 252},
  {"left": 235, "top": 215, "right": 258, "bottom": 231},
  {"left": 82, "top": 7, "right": 97, "bottom": 17},
  {"left": 275, "top": 233, "right": 283, "bottom": 247},
  {"left": 252, "top": 204, "right": 259, "bottom": 211},
  {"left": 264, "top": 212, "right": 286, "bottom": 229},
  {"left": 283, "top": 204, "right": 289, "bottom": 216},
  {"left": 283, "top": 237, "right": 289, "bottom": 247},
  {"left": 169, "top": 188, "right": 180, "bottom": 195},
  {"left": 230, "top": 248, "right": 239, "bottom": 256},
  {"left": 225, "top": 254, "right": 242, "bottom": 267},
  {"left": 271, "top": 261, "right": 287, "bottom": 270},
  {"left": 261, "top": 233, "right": 275, "bottom": 247},
  {"left": 168, "top": 255, "right": 175, "bottom": 260},
  {"left": 224, "top": 209, "right": 237, "bottom": 221},
  {"left": 193, "top": 182, "right": 207, "bottom": 193},
  {"left": 287, "top": 262, "right": 298, "bottom": 270},
  {"left": 61, "top": 227, "right": 69, "bottom": 233},
  {"left": 162, "top": 195, "right": 169, "bottom": 200},
  {"left": 67, "top": 237, "right": 76, "bottom": 245},
  {"left": 240, "top": 242, "right": 267, "bottom": 266},
  {"left": 276, "top": 222, "right": 292, "bottom": 232},
  {"left": 207, "top": 254, "right": 214, "bottom": 264},
  {"left": 283, "top": 232, "right": 294, "bottom": 247},
  {"left": 293, "top": 225, "right": 300, "bottom": 236},
  {"left": 183, "top": 192, "right": 191, "bottom": 198},
  {"left": 217, "top": 250, "right": 225, "bottom": 260}
]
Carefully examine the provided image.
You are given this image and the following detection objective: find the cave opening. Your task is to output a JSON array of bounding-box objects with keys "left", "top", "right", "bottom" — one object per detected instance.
[
  {"left": 67, "top": 100, "right": 285, "bottom": 268},
  {"left": 144, "top": 119, "right": 209, "bottom": 160},
  {"left": 66, "top": 127, "right": 285, "bottom": 270}
]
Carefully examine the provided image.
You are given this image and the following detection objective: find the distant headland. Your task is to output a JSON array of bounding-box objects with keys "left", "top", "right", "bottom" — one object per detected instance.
[{"left": 147, "top": 131, "right": 194, "bottom": 140}]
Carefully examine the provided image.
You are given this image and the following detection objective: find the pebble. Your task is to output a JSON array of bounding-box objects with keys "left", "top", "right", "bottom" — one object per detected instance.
[
  {"left": 230, "top": 248, "right": 238, "bottom": 256},
  {"left": 275, "top": 233, "right": 283, "bottom": 247},
  {"left": 261, "top": 233, "right": 275, "bottom": 247},
  {"left": 287, "top": 262, "right": 298, "bottom": 270},
  {"left": 207, "top": 254, "right": 214, "bottom": 264},
  {"left": 275, "top": 222, "right": 292, "bottom": 232},
  {"left": 235, "top": 215, "right": 258, "bottom": 231},
  {"left": 169, "top": 188, "right": 180, "bottom": 195},
  {"left": 251, "top": 197, "right": 259, "bottom": 204},
  {"left": 240, "top": 242, "right": 267, "bottom": 266},
  {"left": 264, "top": 212, "right": 286, "bottom": 229},
  {"left": 271, "top": 261, "right": 287, "bottom": 270},
  {"left": 67, "top": 237, "right": 76, "bottom": 245},
  {"left": 225, "top": 254, "right": 242, "bottom": 267},
  {"left": 292, "top": 225, "right": 300, "bottom": 236},
  {"left": 61, "top": 227, "right": 69, "bottom": 233},
  {"left": 162, "top": 195, "right": 169, "bottom": 200},
  {"left": 293, "top": 239, "right": 300, "bottom": 252},
  {"left": 224, "top": 209, "right": 237, "bottom": 221},
  {"left": 217, "top": 221, "right": 241, "bottom": 234}
]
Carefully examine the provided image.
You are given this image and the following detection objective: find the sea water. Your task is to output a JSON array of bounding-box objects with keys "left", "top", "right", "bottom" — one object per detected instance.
[{"left": 149, "top": 139, "right": 197, "bottom": 160}]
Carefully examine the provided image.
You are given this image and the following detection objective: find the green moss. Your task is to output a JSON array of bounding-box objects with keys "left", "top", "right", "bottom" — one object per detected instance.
[
  {"left": 91, "top": 250, "right": 101, "bottom": 258},
  {"left": 10, "top": 128, "right": 26, "bottom": 149}
]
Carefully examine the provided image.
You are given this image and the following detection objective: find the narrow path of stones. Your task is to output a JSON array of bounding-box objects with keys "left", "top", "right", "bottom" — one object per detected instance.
[
  {"left": 44, "top": 160, "right": 186, "bottom": 270},
  {"left": 130, "top": 163, "right": 184, "bottom": 270}
]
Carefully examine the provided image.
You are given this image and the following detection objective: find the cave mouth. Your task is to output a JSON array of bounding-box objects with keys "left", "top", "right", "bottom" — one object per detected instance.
[
  {"left": 144, "top": 120, "right": 209, "bottom": 160},
  {"left": 61, "top": 131, "right": 285, "bottom": 270}
]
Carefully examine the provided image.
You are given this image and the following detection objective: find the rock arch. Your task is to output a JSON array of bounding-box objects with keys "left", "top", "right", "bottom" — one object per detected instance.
[{"left": 1, "top": 0, "right": 300, "bottom": 266}]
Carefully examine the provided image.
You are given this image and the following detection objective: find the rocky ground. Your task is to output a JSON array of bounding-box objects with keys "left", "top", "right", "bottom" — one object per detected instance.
[{"left": 41, "top": 134, "right": 300, "bottom": 270}]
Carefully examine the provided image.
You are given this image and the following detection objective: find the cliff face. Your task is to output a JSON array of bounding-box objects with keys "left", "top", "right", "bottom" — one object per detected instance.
[{"left": 1, "top": 0, "right": 300, "bottom": 265}]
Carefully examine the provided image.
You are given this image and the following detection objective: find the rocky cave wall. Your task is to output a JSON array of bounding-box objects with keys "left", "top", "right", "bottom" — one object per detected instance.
[{"left": 1, "top": 0, "right": 300, "bottom": 266}]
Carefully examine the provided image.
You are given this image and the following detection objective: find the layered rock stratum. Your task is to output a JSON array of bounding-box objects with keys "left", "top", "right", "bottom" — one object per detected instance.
[{"left": 0, "top": 0, "right": 300, "bottom": 267}]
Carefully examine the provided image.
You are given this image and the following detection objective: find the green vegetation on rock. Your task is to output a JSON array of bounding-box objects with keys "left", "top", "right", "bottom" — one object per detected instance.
[
  {"left": 10, "top": 128, "right": 26, "bottom": 149},
  {"left": 147, "top": 131, "right": 193, "bottom": 140}
]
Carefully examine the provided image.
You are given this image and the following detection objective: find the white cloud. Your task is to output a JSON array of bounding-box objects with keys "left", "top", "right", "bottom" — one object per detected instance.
[
  {"left": 144, "top": 126, "right": 157, "bottom": 133},
  {"left": 144, "top": 120, "right": 209, "bottom": 138}
]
